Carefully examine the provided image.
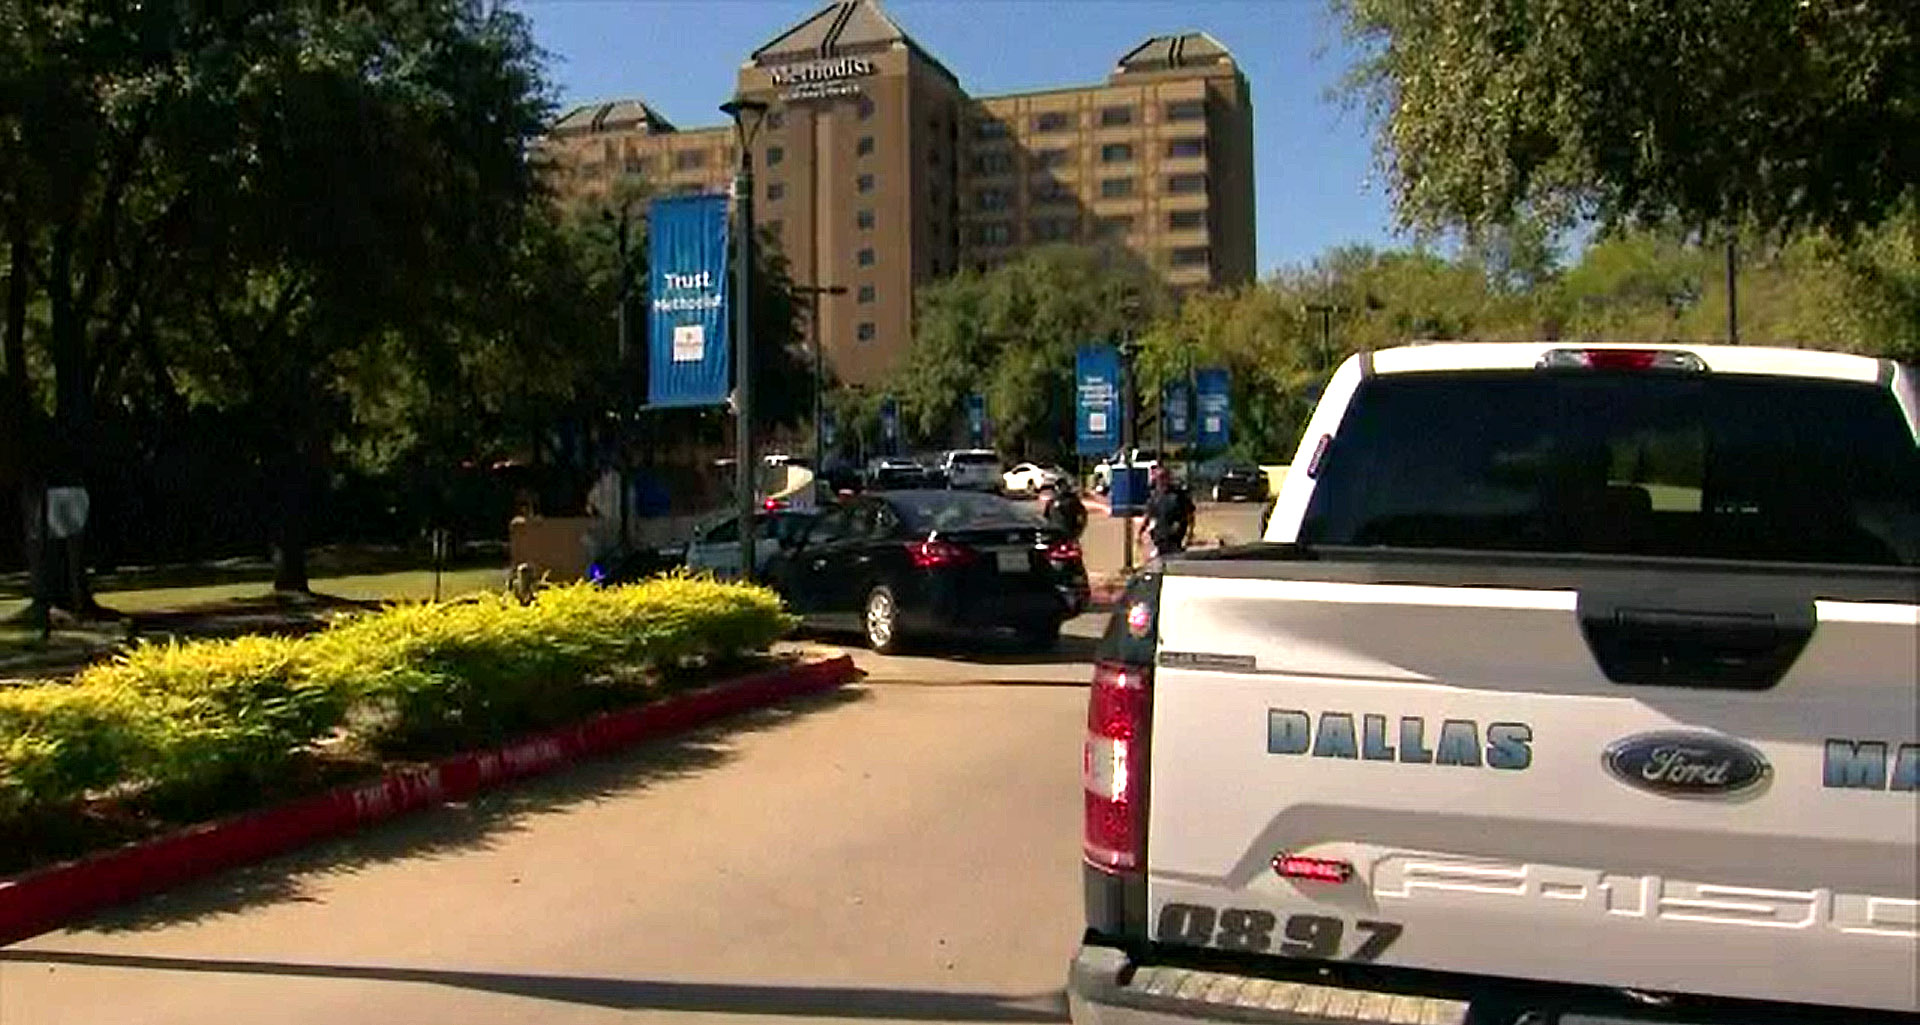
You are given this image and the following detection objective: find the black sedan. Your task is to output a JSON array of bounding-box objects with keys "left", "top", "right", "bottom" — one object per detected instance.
[
  {"left": 1211, "top": 463, "right": 1271, "bottom": 502},
  {"left": 766, "top": 490, "right": 1090, "bottom": 653}
]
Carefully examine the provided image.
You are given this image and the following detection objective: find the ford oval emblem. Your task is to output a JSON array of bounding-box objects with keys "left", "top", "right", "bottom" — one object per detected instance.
[{"left": 1602, "top": 730, "right": 1771, "bottom": 799}]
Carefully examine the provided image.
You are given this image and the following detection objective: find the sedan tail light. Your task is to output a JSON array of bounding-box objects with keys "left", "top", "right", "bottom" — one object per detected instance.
[
  {"left": 1046, "top": 539, "right": 1083, "bottom": 563},
  {"left": 908, "top": 539, "right": 976, "bottom": 568}
]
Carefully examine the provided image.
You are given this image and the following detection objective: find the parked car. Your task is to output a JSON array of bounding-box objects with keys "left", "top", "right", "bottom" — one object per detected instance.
[
  {"left": 865, "top": 457, "right": 929, "bottom": 490},
  {"left": 1210, "top": 462, "right": 1270, "bottom": 502},
  {"left": 1090, "top": 448, "right": 1161, "bottom": 494},
  {"left": 766, "top": 489, "right": 1089, "bottom": 653},
  {"left": 684, "top": 509, "right": 818, "bottom": 581},
  {"left": 1002, "top": 461, "right": 1067, "bottom": 497},
  {"left": 941, "top": 449, "right": 1003, "bottom": 492}
]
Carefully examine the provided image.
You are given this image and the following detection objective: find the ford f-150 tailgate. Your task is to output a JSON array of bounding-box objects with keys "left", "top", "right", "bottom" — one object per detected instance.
[
  {"left": 1098, "top": 345, "right": 1920, "bottom": 1020},
  {"left": 1148, "top": 554, "right": 1918, "bottom": 1013}
]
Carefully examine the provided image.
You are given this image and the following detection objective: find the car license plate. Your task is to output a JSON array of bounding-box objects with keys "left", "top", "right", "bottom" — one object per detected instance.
[{"left": 996, "top": 549, "right": 1030, "bottom": 573}]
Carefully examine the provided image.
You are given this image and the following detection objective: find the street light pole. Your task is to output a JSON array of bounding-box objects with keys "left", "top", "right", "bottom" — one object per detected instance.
[
  {"left": 722, "top": 97, "right": 770, "bottom": 582},
  {"left": 1304, "top": 303, "right": 1341, "bottom": 371},
  {"left": 611, "top": 201, "right": 636, "bottom": 556},
  {"left": 793, "top": 283, "right": 848, "bottom": 474},
  {"left": 1725, "top": 239, "right": 1740, "bottom": 344}
]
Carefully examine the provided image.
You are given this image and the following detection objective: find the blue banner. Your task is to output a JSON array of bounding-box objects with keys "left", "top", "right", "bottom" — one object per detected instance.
[
  {"left": 879, "top": 398, "right": 900, "bottom": 455},
  {"left": 965, "top": 393, "right": 987, "bottom": 448},
  {"left": 1163, "top": 381, "right": 1192, "bottom": 443},
  {"left": 647, "top": 194, "right": 731, "bottom": 408},
  {"left": 1196, "top": 367, "right": 1231, "bottom": 449},
  {"left": 1075, "top": 344, "right": 1121, "bottom": 456}
]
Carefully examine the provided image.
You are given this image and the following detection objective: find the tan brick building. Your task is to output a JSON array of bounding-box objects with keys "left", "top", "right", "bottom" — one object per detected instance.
[{"left": 542, "top": 0, "right": 1255, "bottom": 388}]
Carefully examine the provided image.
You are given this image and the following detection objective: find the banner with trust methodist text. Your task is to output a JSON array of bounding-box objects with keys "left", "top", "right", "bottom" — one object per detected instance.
[
  {"left": 1075, "top": 344, "right": 1121, "bottom": 456},
  {"left": 1195, "top": 367, "right": 1231, "bottom": 449},
  {"left": 647, "top": 194, "right": 731, "bottom": 408}
]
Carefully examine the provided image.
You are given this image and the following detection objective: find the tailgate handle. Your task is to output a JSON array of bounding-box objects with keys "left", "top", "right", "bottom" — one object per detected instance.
[{"left": 1577, "top": 601, "right": 1815, "bottom": 691}]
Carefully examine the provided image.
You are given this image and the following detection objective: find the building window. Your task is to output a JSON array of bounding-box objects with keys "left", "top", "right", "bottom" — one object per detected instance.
[
  {"left": 623, "top": 154, "right": 652, "bottom": 175},
  {"left": 858, "top": 135, "right": 875, "bottom": 156},
  {"left": 1171, "top": 246, "right": 1210, "bottom": 267},
  {"left": 767, "top": 110, "right": 785, "bottom": 130},
  {"left": 974, "top": 118, "right": 1010, "bottom": 140},
  {"left": 857, "top": 322, "right": 876, "bottom": 342},
  {"left": 858, "top": 248, "right": 875, "bottom": 267},
  {"left": 1100, "top": 177, "right": 1135, "bottom": 199},
  {"left": 975, "top": 187, "right": 1013, "bottom": 211},
  {"left": 1100, "top": 142, "right": 1134, "bottom": 164},
  {"left": 1167, "top": 173, "right": 1208, "bottom": 195},
  {"left": 1028, "top": 218, "right": 1076, "bottom": 243},
  {"left": 1165, "top": 99, "right": 1206, "bottom": 122},
  {"left": 1100, "top": 105, "right": 1133, "bottom": 127},
  {"left": 767, "top": 145, "right": 784, "bottom": 166},
  {"left": 674, "top": 149, "right": 706, "bottom": 170},
  {"left": 1166, "top": 137, "right": 1206, "bottom": 159},
  {"left": 1030, "top": 177, "right": 1074, "bottom": 206},
  {"left": 857, "top": 97, "right": 875, "bottom": 120},
  {"left": 970, "top": 222, "right": 1014, "bottom": 246},
  {"left": 1030, "top": 148, "right": 1070, "bottom": 169},
  {"left": 1168, "top": 208, "right": 1206, "bottom": 230},
  {"left": 858, "top": 285, "right": 876, "bottom": 303},
  {"left": 1032, "top": 111, "right": 1072, "bottom": 133},
  {"left": 1096, "top": 215, "right": 1134, "bottom": 238},
  {"left": 857, "top": 209, "right": 875, "bottom": 230},
  {"left": 857, "top": 173, "right": 875, "bottom": 193},
  {"left": 767, "top": 181, "right": 785, "bottom": 201},
  {"left": 971, "top": 151, "right": 1014, "bottom": 176}
]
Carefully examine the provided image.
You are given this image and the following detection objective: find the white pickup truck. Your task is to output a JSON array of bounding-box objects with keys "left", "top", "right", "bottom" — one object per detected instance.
[{"left": 1072, "top": 343, "right": 1919, "bottom": 1025}]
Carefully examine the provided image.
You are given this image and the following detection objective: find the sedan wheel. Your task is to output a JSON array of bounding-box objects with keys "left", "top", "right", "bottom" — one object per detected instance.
[{"left": 864, "top": 584, "right": 904, "bottom": 654}]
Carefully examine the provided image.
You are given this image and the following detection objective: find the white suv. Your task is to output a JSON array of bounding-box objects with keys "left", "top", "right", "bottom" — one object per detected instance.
[{"left": 941, "top": 449, "right": 1003, "bottom": 492}]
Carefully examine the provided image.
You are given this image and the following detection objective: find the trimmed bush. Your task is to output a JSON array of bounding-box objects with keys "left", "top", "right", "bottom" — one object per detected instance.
[{"left": 0, "top": 574, "right": 796, "bottom": 824}]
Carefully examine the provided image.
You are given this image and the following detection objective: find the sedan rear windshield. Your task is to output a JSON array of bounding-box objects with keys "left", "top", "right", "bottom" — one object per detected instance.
[
  {"left": 888, "top": 491, "right": 1040, "bottom": 533},
  {"left": 1300, "top": 371, "right": 1920, "bottom": 566}
]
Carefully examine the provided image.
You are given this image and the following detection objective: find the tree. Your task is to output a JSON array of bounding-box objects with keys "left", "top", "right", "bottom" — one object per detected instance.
[
  {"left": 895, "top": 245, "right": 1164, "bottom": 457},
  {"left": 0, "top": 0, "right": 559, "bottom": 601},
  {"left": 1338, "top": 0, "right": 1920, "bottom": 239}
]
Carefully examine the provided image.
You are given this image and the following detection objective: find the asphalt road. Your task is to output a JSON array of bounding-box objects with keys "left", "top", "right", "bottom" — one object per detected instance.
[{"left": 0, "top": 624, "right": 1105, "bottom": 1025}]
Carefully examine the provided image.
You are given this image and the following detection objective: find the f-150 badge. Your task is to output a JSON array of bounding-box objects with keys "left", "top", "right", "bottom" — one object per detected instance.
[{"left": 1602, "top": 730, "right": 1771, "bottom": 799}]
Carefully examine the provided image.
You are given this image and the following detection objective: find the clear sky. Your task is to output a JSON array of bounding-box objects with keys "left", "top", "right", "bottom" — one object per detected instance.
[{"left": 516, "top": 0, "right": 1405, "bottom": 276}]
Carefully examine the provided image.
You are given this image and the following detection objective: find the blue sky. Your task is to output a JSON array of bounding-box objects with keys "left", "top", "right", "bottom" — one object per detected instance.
[{"left": 517, "top": 0, "right": 1405, "bottom": 275}]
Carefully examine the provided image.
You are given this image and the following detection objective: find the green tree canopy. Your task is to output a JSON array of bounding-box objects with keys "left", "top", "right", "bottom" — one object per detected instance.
[{"left": 1338, "top": 0, "right": 1920, "bottom": 239}]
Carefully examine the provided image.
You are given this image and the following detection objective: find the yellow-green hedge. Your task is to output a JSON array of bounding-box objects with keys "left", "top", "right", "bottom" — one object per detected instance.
[{"left": 0, "top": 575, "right": 794, "bottom": 821}]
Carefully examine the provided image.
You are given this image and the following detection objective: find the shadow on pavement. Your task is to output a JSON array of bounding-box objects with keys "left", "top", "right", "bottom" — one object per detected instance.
[
  {"left": 917, "top": 633, "right": 1100, "bottom": 667},
  {"left": 0, "top": 949, "right": 1068, "bottom": 1022},
  {"left": 60, "top": 686, "right": 869, "bottom": 937}
]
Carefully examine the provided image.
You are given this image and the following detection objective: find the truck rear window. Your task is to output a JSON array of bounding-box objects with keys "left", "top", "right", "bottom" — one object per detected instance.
[{"left": 1299, "top": 371, "right": 1920, "bottom": 566}]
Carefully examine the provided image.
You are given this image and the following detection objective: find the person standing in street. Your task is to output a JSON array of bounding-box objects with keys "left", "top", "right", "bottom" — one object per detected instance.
[
  {"left": 1139, "top": 466, "right": 1195, "bottom": 559},
  {"left": 1040, "top": 479, "right": 1088, "bottom": 541}
]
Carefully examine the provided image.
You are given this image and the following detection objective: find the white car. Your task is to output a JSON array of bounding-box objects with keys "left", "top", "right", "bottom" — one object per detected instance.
[
  {"left": 684, "top": 509, "right": 816, "bottom": 580},
  {"left": 941, "top": 449, "right": 1003, "bottom": 492},
  {"left": 1001, "top": 462, "right": 1066, "bottom": 496}
]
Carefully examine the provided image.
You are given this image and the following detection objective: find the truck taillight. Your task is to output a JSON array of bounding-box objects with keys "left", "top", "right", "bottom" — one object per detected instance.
[
  {"left": 1085, "top": 659, "right": 1150, "bottom": 873},
  {"left": 1537, "top": 347, "right": 1708, "bottom": 372}
]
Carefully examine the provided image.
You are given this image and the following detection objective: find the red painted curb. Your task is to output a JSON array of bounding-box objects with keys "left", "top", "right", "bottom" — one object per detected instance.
[{"left": 0, "top": 655, "right": 856, "bottom": 947}]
